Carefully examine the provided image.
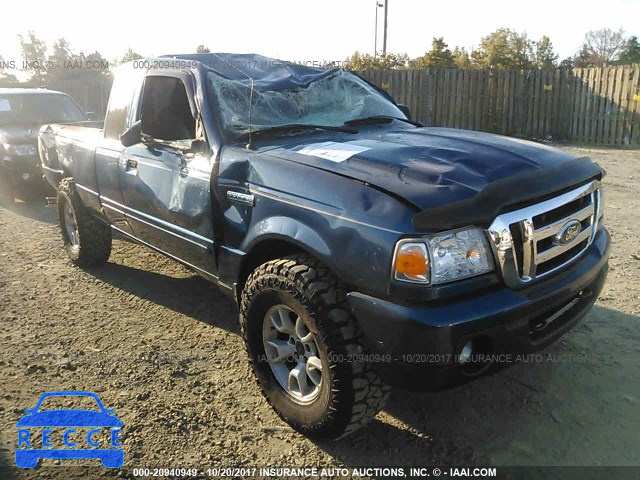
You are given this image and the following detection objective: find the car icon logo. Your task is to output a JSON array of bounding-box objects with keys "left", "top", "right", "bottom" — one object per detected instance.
[
  {"left": 15, "top": 391, "right": 124, "bottom": 468},
  {"left": 554, "top": 219, "right": 582, "bottom": 246}
]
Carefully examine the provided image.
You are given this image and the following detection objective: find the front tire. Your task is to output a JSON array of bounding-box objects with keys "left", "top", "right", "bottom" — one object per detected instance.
[
  {"left": 240, "top": 254, "right": 390, "bottom": 439},
  {"left": 57, "top": 177, "right": 112, "bottom": 267}
]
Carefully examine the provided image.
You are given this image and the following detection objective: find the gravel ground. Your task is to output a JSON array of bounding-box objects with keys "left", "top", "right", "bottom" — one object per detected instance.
[{"left": 0, "top": 146, "right": 639, "bottom": 479}]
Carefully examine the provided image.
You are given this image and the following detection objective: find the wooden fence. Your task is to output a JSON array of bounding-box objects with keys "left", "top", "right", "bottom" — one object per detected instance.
[{"left": 361, "top": 66, "right": 640, "bottom": 146}]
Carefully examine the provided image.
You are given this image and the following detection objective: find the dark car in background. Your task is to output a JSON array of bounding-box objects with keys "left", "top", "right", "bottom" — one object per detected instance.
[{"left": 0, "top": 88, "right": 89, "bottom": 202}]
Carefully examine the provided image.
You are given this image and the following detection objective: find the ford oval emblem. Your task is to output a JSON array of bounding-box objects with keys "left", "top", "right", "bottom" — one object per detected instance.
[{"left": 555, "top": 220, "right": 582, "bottom": 246}]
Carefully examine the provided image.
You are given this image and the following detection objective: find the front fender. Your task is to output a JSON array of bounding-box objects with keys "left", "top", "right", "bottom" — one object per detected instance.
[
  {"left": 217, "top": 216, "right": 332, "bottom": 294},
  {"left": 223, "top": 196, "right": 406, "bottom": 299},
  {"left": 242, "top": 216, "right": 331, "bottom": 257},
  {"left": 217, "top": 146, "right": 418, "bottom": 298}
]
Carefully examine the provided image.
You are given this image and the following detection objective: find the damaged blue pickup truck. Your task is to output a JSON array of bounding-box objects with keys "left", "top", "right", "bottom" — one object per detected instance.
[{"left": 39, "top": 53, "right": 610, "bottom": 439}]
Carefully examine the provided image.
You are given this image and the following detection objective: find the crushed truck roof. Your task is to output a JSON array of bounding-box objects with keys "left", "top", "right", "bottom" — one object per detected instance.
[{"left": 161, "top": 53, "right": 339, "bottom": 91}]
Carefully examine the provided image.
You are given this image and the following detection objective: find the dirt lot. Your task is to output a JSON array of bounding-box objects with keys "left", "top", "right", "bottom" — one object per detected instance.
[{"left": 0, "top": 146, "right": 639, "bottom": 479}]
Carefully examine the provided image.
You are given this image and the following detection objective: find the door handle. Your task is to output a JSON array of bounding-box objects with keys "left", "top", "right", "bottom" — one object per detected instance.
[{"left": 126, "top": 158, "right": 138, "bottom": 170}]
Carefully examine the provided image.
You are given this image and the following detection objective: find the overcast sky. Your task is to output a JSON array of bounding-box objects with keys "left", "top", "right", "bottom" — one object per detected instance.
[{"left": 2, "top": 0, "right": 639, "bottom": 67}]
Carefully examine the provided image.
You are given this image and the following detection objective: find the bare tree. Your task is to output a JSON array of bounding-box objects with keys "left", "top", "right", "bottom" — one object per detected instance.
[{"left": 578, "top": 28, "right": 627, "bottom": 66}]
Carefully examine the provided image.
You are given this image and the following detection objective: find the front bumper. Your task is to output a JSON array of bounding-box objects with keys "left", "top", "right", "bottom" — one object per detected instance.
[{"left": 347, "top": 227, "right": 610, "bottom": 391}]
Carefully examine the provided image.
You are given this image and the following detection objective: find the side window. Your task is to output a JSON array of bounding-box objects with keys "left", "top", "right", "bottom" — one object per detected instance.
[
  {"left": 140, "top": 76, "right": 196, "bottom": 142},
  {"left": 104, "top": 66, "right": 139, "bottom": 140}
]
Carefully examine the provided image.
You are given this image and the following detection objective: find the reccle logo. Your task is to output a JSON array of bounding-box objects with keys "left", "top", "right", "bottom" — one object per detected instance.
[{"left": 15, "top": 391, "right": 124, "bottom": 468}]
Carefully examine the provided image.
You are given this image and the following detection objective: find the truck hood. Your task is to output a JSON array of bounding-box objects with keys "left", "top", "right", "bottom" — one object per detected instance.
[{"left": 261, "top": 127, "right": 592, "bottom": 212}]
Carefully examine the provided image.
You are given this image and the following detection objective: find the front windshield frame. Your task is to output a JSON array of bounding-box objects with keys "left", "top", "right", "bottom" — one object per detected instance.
[
  {"left": 205, "top": 69, "right": 407, "bottom": 140},
  {"left": 0, "top": 93, "right": 87, "bottom": 127}
]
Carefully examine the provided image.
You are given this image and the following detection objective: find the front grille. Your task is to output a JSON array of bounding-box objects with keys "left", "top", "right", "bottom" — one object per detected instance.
[{"left": 488, "top": 180, "right": 603, "bottom": 289}]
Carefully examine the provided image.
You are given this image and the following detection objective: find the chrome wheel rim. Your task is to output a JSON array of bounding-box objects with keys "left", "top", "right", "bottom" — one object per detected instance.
[
  {"left": 262, "top": 304, "right": 323, "bottom": 404},
  {"left": 64, "top": 201, "right": 79, "bottom": 250}
]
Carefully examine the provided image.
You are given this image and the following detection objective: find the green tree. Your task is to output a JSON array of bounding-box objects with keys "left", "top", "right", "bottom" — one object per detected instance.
[
  {"left": 617, "top": 35, "right": 640, "bottom": 64},
  {"left": 534, "top": 36, "right": 559, "bottom": 69},
  {"left": 409, "top": 37, "right": 455, "bottom": 68},
  {"left": 44, "top": 39, "right": 110, "bottom": 85},
  {"left": 559, "top": 56, "right": 575, "bottom": 69},
  {"left": 196, "top": 45, "right": 211, "bottom": 53},
  {"left": 78, "top": 51, "right": 110, "bottom": 78},
  {"left": 120, "top": 48, "right": 144, "bottom": 63},
  {"left": 452, "top": 47, "right": 472, "bottom": 68},
  {"left": 47, "top": 38, "right": 76, "bottom": 81},
  {"left": 343, "top": 51, "right": 408, "bottom": 71},
  {"left": 342, "top": 52, "right": 372, "bottom": 70},
  {"left": 576, "top": 28, "right": 626, "bottom": 66},
  {"left": 19, "top": 31, "right": 48, "bottom": 84},
  {"left": 471, "top": 28, "right": 534, "bottom": 69},
  {"left": 49, "top": 38, "right": 73, "bottom": 66}
]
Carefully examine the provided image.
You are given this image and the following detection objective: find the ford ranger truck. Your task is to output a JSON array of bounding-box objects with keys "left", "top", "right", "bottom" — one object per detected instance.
[
  {"left": 39, "top": 53, "right": 610, "bottom": 439},
  {"left": 0, "top": 88, "right": 90, "bottom": 202}
]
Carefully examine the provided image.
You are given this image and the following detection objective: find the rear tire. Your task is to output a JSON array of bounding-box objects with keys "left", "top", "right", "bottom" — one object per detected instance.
[
  {"left": 240, "top": 254, "right": 390, "bottom": 439},
  {"left": 57, "top": 177, "right": 112, "bottom": 267}
]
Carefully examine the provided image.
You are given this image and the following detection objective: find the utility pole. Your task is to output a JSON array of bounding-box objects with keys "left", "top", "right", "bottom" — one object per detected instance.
[
  {"left": 382, "top": 0, "right": 388, "bottom": 55},
  {"left": 374, "top": 2, "right": 383, "bottom": 59}
]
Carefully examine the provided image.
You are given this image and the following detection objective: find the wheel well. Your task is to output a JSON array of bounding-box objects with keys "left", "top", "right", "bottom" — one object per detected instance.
[{"left": 237, "top": 239, "right": 307, "bottom": 296}]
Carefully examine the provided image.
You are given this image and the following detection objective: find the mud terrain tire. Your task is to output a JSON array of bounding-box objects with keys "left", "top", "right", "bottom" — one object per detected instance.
[
  {"left": 57, "top": 177, "right": 112, "bottom": 267},
  {"left": 240, "top": 254, "right": 390, "bottom": 439}
]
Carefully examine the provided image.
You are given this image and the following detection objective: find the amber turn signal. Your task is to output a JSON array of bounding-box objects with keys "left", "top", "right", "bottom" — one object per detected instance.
[{"left": 393, "top": 242, "right": 430, "bottom": 283}]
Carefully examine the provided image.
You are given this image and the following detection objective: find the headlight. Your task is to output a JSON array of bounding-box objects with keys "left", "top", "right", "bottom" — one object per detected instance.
[
  {"left": 392, "top": 227, "right": 495, "bottom": 285},
  {"left": 428, "top": 228, "right": 494, "bottom": 284},
  {"left": 2, "top": 143, "right": 37, "bottom": 156}
]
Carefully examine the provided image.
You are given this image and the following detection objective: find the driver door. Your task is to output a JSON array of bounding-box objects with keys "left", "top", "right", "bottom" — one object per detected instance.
[{"left": 119, "top": 74, "right": 216, "bottom": 277}]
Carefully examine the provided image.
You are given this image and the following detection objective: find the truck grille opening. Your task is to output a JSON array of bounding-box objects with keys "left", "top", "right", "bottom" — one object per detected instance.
[
  {"left": 536, "top": 239, "right": 589, "bottom": 275},
  {"left": 488, "top": 180, "right": 602, "bottom": 288},
  {"left": 532, "top": 194, "right": 591, "bottom": 228}
]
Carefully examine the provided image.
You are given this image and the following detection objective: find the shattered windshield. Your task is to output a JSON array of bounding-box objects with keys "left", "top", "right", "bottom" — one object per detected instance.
[{"left": 205, "top": 69, "right": 406, "bottom": 138}]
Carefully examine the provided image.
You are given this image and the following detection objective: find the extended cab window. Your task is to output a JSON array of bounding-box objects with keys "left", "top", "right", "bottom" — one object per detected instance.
[{"left": 140, "top": 76, "right": 195, "bottom": 143}]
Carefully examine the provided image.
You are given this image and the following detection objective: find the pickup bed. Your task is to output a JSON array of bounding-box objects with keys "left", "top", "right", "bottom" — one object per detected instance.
[{"left": 40, "top": 53, "right": 610, "bottom": 439}]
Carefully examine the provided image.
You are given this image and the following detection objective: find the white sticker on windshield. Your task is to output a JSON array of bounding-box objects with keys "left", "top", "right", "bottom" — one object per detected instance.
[
  {"left": 296, "top": 142, "right": 370, "bottom": 163},
  {"left": 0, "top": 99, "right": 11, "bottom": 112}
]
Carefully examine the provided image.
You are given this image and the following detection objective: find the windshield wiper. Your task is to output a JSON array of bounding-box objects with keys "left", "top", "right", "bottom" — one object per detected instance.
[
  {"left": 240, "top": 123, "right": 357, "bottom": 141},
  {"left": 344, "top": 115, "right": 422, "bottom": 127}
]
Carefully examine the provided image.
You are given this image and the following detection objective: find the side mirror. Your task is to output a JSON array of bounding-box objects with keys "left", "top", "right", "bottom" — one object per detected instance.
[
  {"left": 120, "top": 120, "right": 142, "bottom": 147},
  {"left": 86, "top": 112, "right": 98, "bottom": 121},
  {"left": 397, "top": 104, "right": 412, "bottom": 121}
]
